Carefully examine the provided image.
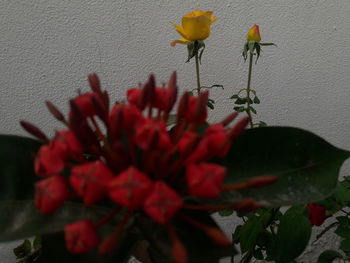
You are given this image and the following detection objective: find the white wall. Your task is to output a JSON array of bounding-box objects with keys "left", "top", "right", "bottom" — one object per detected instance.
[{"left": 1, "top": 0, "right": 350, "bottom": 262}]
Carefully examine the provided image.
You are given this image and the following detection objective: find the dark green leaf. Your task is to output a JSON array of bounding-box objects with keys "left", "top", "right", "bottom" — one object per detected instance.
[
  {"left": 253, "top": 96, "right": 260, "bottom": 104},
  {"left": 238, "top": 216, "right": 263, "bottom": 253},
  {"left": 340, "top": 239, "right": 350, "bottom": 252},
  {"left": 0, "top": 135, "right": 41, "bottom": 200},
  {"left": 249, "top": 106, "right": 257, "bottom": 114},
  {"left": 335, "top": 225, "right": 350, "bottom": 238},
  {"left": 333, "top": 184, "right": 350, "bottom": 206},
  {"left": 260, "top": 43, "right": 277, "bottom": 47},
  {"left": 13, "top": 239, "right": 32, "bottom": 259},
  {"left": 233, "top": 106, "right": 245, "bottom": 112},
  {"left": 0, "top": 200, "right": 115, "bottom": 242},
  {"left": 253, "top": 249, "right": 264, "bottom": 260},
  {"left": 33, "top": 236, "right": 42, "bottom": 250},
  {"left": 235, "top": 98, "right": 247, "bottom": 105},
  {"left": 218, "top": 210, "right": 234, "bottom": 217},
  {"left": 318, "top": 250, "right": 343, "bottom": 263},
  {"left": 336, "top": 216, "right": 350, "bottom": 226},
  {"left": 230, "top": 94, "right": 239, "bottom": 99},
  {"left": 273, "top": 209, "right": 311, "bottom": 263},
  {"left": 139, "top": 211, "right": 236, "bottom": 263},
  {"left": 214, "top": 127, "right": 350, "bottom": 206}
]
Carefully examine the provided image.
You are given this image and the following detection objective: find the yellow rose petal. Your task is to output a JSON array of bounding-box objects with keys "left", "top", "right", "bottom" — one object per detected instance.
[
  {"left": 173, "top": 24, "right": 189, "bottom": 40},
  {"left": 182, "top": 15, "right": 211, "bottom": 41},
  {"left": 170, "top": 38, "right": 191, "bottom": 46}
]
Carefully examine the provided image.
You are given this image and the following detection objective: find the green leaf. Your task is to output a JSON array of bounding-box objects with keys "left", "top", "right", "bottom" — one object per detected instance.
[
  {"left": 238, "top": 216, "right": 263, "bottom": 253},
  {"left": 253, "top": 96, "right": 260, "bottom": 104},
  {"left": 249, "top": 106, "right": 257, "bottom": 114},
  {"left": 333, "top": 183, "right": 350, "bottom": 206},
  {"left": 233, "top": 106, "right": 245, "bottom": 113},
  {"left": 318, "top": 250, "right": 343, "bottom": 263},
  {"left": 260, "top": 42, "right": 277, "bottom": 47},
  {"left": 218, "top": 210, "right": 234, "bottom": 217},
  {"left": 33, "top": 235, "right": 42, "bottom": 250},
  {"left": 0, "top": 135, "right": 41, "bottom": 200},
  {"left": 214, "top": 127, "right": 350, "bottom": 206},
  {"left": 230, "top": 94, "right": 239, "bottom": 99},
  {"left": 13, "top": 239, "right": 32, "bottom": 259},
  {"left": 337, "top": 216, "right": 350, "bottom": 226},
  {"left": 235, "top": 98, "right": 247, "bottom": 105},
  {"left": 253, "top": 249, "right": 264, "bottom": 260},
  {"left": 340, "top": 239, "right": 350, "bottom": 252},
  {"left": 0, "top": 200, "right": 115, "bottom": 242},
  {"left": 273, "top": 209, "right": 311, "bottom": 263},
  {"left": 335, "top": 225, "right": 350, "bottom": 238},
  {"left": 139, "top": 211, "right": 236, "bottom": 263}
]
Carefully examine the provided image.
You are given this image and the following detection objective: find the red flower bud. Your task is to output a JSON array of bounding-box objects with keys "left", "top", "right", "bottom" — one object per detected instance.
[
  {"left": 186, "top": 163, "right": 226, "bottom": 198},
  {"left": 134, "top": 118, "right": 172, "bottom": 152},
  {"left": 127, "top": 88, "right": 142, "bottom": 106},
  {"left": 185, "top": 94, "right": 208, "bottom": 124},
  {"left": 177, "top": 132, "right": 199, "bottom": 154},
  {"left": 35, "top": 144, "right": 65, "bottom": 177},
  {"left": 70, "top": 161, "right": 114, "bottom": 206},
  {"left": 205, "top": 124, "right": 230, "bottom": 157},
  {"left": 307, "top": 203, "right": 329, "bottom": 226},
  {"left": 35, "top": 175, "right": 69, "bottom": 214},
  {"left": 51, "top": 130, "right": 83, "bottom": 160},
  {"left": 154, "top": 87, "right": 171, "bottom": 111},
  {"left": 143, "top": 181, "right": 183, "bottom": 224},
  {"left": 109, "top": 104, "right": 142, "bottom": 132},
  {"left": 108, "top": 166, "right": 153, "bottom": 209},
  {"left": 64, "top": 219, "right": 99, "bottom": 254},
  {"left": 72, "top": 92, "right": 101, "bottom": 117}
]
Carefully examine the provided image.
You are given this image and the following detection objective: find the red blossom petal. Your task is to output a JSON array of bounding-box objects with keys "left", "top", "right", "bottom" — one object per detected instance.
[
  {"left": 73, "top": 92, "right": 101, "bottom": 117},
  {"left": 134, "top": 118, "right": 172, "bottom": 152},
  {"left": 109, "top": 103, "right": 142, "bottom": 132},
  {"left": 127, "top": 88, "right": 142, "bottom": 106},
  {"left": 154, "top": 87, "right": 171, "bottom": 111},
  {"left": 184, "top": 94, "right": 208, "bottom": 124},
  {"left": 70, "top": 161, "right": 114, "bottom": 206},
  {"left": 51, "top": 130, "right": 83, "bottom": 159},
  {"left": 64, "top": 219, "right": 99, "bottom": 254},
  {"left": 177, "top": 131, "right": 199, "bottom": 154},
  {"left": 108, "top": 166, "right": 153, "bottom": 210},
  {"left": 143, "top": 181, "right": 183, "bottom": 224},
  {"left": 35, "top": 145, "right": 65, "bottom": 177},
  {"left": 35, "top": 175, "right": 69, "bottom": 214},
  {"left": 307, "top": 203, "right": 329, "bottom": 226},
  {"left": 186, "top": 163, "right": 226, "bottom": 198}
]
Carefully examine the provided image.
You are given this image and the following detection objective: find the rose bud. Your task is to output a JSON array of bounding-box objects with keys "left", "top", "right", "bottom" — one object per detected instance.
[
  {"left": 70, "top": 161, "right": 114, "bottom": 206},
  {"left": 143, "top": 181, "right": 183, "bottom": 224},
  {"left": 35, "top": 144, "right": 65, "bottom": 177},
  {"left": 307, "top": 203, "right": 329, "bottom": 226},
  {"left": 246, "top": 24, "right": 261, "bottom": 42},
  {"left": 108, "top": 166, "right": 153, "bottom": 210},
  {"left": 186, "top": 163, "right": 226, "bottom": 198},
  {"left": 64, "top": 219, "right": 99, "bottom": 254},
  {"left": 35, "top": 175, "right": 69, "bottom": 214},
  {"left": 171, "top": 10, "right": 217, "bottom": 46}
]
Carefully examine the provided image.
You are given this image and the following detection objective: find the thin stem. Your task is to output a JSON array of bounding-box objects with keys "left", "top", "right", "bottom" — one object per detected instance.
[
  {"left": 246, "top": 52, "right": 254, "bottom": 128},
  {"left": 195, "top": 50, "right": 201, "bottom": 94}
]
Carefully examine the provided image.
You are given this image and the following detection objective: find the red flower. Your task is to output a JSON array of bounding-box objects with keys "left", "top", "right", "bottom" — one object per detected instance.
[
  {"left": 143, "top": 181, "right": 183, "bottom": 224},
  {"left": 177, "top": 131, "right": 199, "bottom": 154},
  {"left": 154, "top": 87, "right": 171, "bottom": 111},
  {"left": 184, "top": 94, "right": 208, "bottom": 124},
  {"left": 51, "top": 130, "right": 83, "bottom": 159},
  {"left": 127, "top": 88, "right": 142, "bottom": 106},
  {"left": 108, "top": 166, "right": 153, "bottom": 210},
  {"left": 35, "top": 175, "right": 69, "bottom": 214},
  {"left": 134, "top": 118, "right": 172, "bottom": 151},
  {"left": 64, "top": 219, "right": 99, "bottom": 254},
  {"left": 186, "top": 163, "right": 226, "bottom": 198},
  {"left": 70, "top": 161, "right": 114, "bottom": 206},
  {"left": 73, "top": 92, "right": 101, "bottom": 117},
  {"left": 35, "top": 145, "right": 65, "bottom": 177},
  {"left": 205, "top": 124, "right": 230, "bottom": 157},
  {"left": 307, "top": 203, "right": 329, "bottom": 226},
  {"left": 109, "top": 103, "right": 143, "bottom": 132}
]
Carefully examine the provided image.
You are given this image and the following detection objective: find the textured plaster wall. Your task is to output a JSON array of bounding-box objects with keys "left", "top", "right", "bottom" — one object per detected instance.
[{"left": 1, "top": 0, "right": 350, "bottom": 262}]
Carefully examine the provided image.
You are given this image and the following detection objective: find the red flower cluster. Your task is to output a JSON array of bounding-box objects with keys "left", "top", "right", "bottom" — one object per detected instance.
[
  {"left": 22, "top": 72, "right": 276, "bottom": 262},
  {"left": 307, "top": 203, "right": 329, "bottom": 226}
]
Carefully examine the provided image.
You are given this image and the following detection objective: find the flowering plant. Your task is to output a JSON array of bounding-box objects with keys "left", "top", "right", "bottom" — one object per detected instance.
[{"left": 0, "top": 8, "right": 349, "bottom": 263}]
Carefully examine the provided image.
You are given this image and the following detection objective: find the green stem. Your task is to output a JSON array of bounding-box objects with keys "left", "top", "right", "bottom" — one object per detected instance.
[
  {"left": 246, "top": 52, "right": 254, "bottom": 128},
  {"left": 195, "top": 51, "right": 201, "bottom": 94}
]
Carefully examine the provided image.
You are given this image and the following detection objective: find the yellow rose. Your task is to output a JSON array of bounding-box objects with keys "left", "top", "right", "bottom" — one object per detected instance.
[
  {"left": 171, "top": 10, "right": 217, "bottom": 46},
  {"left": 246, "top": 24, "right": 261, "bottom": 42}
]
